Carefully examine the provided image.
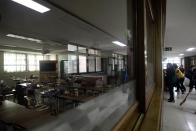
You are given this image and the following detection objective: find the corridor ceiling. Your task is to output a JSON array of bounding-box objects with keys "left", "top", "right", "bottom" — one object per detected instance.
[{"left": 165, "top": 0, "right": 196, "bottom": 57}]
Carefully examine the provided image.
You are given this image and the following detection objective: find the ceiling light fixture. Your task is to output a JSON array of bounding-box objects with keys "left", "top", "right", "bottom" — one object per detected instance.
[
  {"left": 186, "top": 47, "right": 195, "bottom": 52},
  {"left": 179, "top": 54, "right": 184, "bottom": 56},
  {"left": 3, "top": 45, "right": 17, "bottom": 48},
  {"left": 11, "top": 0, "right": 50, "bottom": 13},
  {"left": 6, "top": 34, "right": 42, "bottom": 43},
  {"left": 112, "top": 41, "right": 126, "bottom": 47}
]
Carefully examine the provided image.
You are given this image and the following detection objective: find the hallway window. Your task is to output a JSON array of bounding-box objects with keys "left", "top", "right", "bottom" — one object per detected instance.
[{"left": 162, "top": 57, "right": 181, "bottom": 69}]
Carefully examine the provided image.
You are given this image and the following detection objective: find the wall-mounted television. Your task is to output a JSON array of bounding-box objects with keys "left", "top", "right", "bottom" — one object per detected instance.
[{"left": 40, "top": 61, "right": 57, "bottom": 72}]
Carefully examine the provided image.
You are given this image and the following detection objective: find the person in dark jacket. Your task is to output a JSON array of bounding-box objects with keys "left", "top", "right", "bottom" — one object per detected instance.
[
  {"left": 179, "top": 65, "right": 185, "bottom": 74},
  {"left": 166, "top": 63, "right": 177, "bottom": 102},
  {"left": 186, "top": 65, "right": 195, "bottom": 91},
  {"left": 189, "top": 67, "right": 196, "bottom": 92},
  {"left": 185, "top": 65, "right": 194, "bottom": 80}
]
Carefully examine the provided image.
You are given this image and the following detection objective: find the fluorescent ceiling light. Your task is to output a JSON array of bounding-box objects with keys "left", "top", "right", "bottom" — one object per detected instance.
[
  {"left": 186, "top": 47, "right": 195, "bottom": 52},
  {"left": 3, "top": 45, "right": 17, "bottom": 48},
  {"left": 11, "top": 0, "right": 50, "bottom": 13},
  {"left": 112, "top": 41, "right": 126, "bottom": 47},
  {"left": 179, "top": 54, "right": 184, "bottom": 56},
  {"left": 6, "top": 34, "right": 42, "bottom": 43}
]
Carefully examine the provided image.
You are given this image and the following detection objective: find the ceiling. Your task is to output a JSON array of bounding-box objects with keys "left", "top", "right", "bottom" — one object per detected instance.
[
  {"left": 0, "top": 0, "right": 128, "bottom": 54},
  {"left": 164, "top": 0, "right": 196, "bottom": 58}
]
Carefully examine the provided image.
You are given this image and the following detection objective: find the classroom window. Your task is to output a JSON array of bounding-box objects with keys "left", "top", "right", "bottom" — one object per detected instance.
[
  {"left": 88, "top": 49, "right": 95, "bottom": 54},
  {"left": 4, "top": 52, "right": 26, "bottom": 72},
  {"left": 88, "top": 56, "right": 95, "bottom": 72},
  {"left": 96, "top": 57, "right": 101, "bottom": 72},
  {"left": 118, "top": 59, "right": 124, "bottom": 70},
  {"left": 68, "top": 44, "right": 77, "bottom": 52},
  {"left": 78, "top": 47, "right": 86, "bottom": 53},
  {"left": 79, "top": 55, "right": 87, "bottom": 73},
  {"left": 28, "top": 55, "right": 43, "bottom": 71},
  {"left": 68, "top": 54, "right": 77, "bottom": 73}
]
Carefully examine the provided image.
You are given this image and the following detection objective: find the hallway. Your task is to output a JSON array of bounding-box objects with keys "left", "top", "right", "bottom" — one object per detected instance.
[{"left": 163, "top": 89, "right": 196, "bottom": 131}]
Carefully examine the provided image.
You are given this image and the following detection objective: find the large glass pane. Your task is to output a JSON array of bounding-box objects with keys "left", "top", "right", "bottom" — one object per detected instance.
[
  {"left": 16, "top": 53, "right": 26, "bottom": 72},
  {"left": 88, "top": 56, "right": 95, "bottom": 72},
  {"left": 88, "top": 49, "right": 95, "bottom": 54},
  {"left": 1, "top": 0, "right": 137, "bottom": 130},
  {"left": 4, "top": 53, "right": 16, "bottom": 72},
  {"left": 4, "top": 53, "right": 26, "bottom": 72},
  {"left": 68, "top": 44, "right": 77, "bottom": 51},
  {"left": 68, "top": 54, "right": 77, "bottom": 73},
  {"left": 28, "top": 55, "right": 36, "bottom": 71},
  {"left": 36, "top": 55, "right": 43, "bottom": 70},
  {"left": 79, "top": 55, "right": 87, "bottom": 73},
  {"left": 96, "top": 57, "right": 101, "bottom": 72},
  {"left": 78, "top": 47, "right": 86, "bottom": 53}
]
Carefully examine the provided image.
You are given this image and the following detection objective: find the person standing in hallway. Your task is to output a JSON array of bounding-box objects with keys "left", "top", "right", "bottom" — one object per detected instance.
[
  {"left": 179, "top": 65, "right": 186, "bottom": 92},
  {"left": 189, "top": 67, "right": 196, "bottom": 92},
  {"left": 186, "top": 65, "right": 195, "bottom": 90},
  {"left": 166, "top": 63, "right": 177, "bottom": 102},
  {"left": 173, "top": 64, "right": 186, "bottom": 94}
]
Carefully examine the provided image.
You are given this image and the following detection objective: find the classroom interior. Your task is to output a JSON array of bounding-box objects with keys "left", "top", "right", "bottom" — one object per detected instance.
[{"left": 0, "top": 0, "right": 136, "bottom": 130}]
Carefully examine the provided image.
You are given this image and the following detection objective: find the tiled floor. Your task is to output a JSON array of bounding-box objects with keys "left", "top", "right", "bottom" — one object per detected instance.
[{"left": 163, "top": 88, "right": 196, "bottom": 131}]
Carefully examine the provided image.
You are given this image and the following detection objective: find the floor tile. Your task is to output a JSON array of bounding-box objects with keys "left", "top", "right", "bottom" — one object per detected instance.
[{"left": 163, "top": 87, "right": 196, "bottom": 131}]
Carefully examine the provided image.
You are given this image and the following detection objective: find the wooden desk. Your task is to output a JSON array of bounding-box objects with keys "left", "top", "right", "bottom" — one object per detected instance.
[{"left": 0, "top": 100, "right": 53, "bottom": 129}]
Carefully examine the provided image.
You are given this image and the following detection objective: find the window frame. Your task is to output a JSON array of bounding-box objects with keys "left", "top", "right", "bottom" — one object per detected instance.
[
  {"left": 3, "top": 52, "right": 50, "bottom": 73},
  {"left": 66, "top": 44, "right": 102, "bottom": 74},
  {"left": 4, "top": 52, "right": 27, "bottom": 72}
]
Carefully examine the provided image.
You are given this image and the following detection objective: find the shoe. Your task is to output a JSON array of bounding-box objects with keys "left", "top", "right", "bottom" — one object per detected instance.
[{"left": 168, "top": 99, "right": 175, "bottom": 103}]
